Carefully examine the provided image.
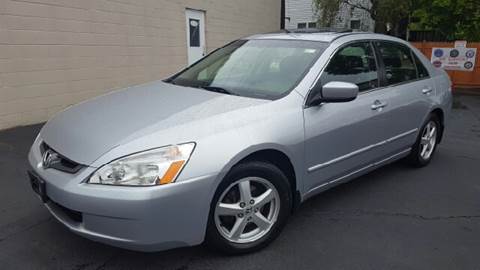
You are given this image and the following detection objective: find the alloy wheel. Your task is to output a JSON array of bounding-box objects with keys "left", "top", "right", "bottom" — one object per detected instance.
[
  {"left": 419, "top": 121, "right": 437, "bottom": 160},
  {"left": 214, "top": 177, "right": 280, "bottom": 244}
]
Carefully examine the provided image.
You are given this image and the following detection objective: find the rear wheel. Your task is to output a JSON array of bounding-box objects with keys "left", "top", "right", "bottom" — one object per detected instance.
[
  {"left": 407, "top": 114, "right": 441, "bottom": 167},
  {"left": 206, "top": 161, "right": 292, "bottom": 254}
]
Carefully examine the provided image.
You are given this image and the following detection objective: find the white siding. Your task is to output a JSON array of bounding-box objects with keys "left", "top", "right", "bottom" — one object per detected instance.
[
  {"left": 286, "top": 0, "right": 374, "bottom": 31},
  {"left": 285, "top": 0, "right": 318, "bottom": 29}
]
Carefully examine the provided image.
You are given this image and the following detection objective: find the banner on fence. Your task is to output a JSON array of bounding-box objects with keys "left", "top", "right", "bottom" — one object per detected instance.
[{"left": 431, "top": 47, "right": 477, "bottom": 71}]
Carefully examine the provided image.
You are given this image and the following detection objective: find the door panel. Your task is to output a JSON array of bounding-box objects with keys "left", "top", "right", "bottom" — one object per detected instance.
[
  {"left": 185, "top": 9, "right": 206, "bottom": 65},
  {"left": 376, "top": 79, "right": 435, "bottom": 156},
  {"left": 304, "top": 90, "right": 393, "bottom": 191},
  {"left": 372, "top": 41, "right": 435, "bottom": 156},
  {"left": 304, "top": 41, "right": 391, "bottom": 190}
]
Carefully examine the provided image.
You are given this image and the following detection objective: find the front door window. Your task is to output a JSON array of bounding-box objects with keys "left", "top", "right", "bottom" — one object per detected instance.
[{"left": 321, "top": 42, "right": 379, "bottom": 92}]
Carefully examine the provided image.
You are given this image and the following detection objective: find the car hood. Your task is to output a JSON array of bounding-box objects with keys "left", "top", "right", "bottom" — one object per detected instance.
[{"left": 40, "top": 81, "right": 267, "bottom": 165}]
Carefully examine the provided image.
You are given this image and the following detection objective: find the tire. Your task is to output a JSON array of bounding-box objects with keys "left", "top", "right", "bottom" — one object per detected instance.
[
  {"left": 205, "top": 161, "right": 292, "bottom": 254},
  {"left": 406, "top": 114, "right": 441, "bottom": 167}
]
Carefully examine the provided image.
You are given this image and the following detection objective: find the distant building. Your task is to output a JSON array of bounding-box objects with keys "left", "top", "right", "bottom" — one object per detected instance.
[
  {"left": 285, "top": 0, "right": 375, "bottom": 31},
  {"left": 285, "top": 0, "right": 320, "bottom": 30},
  {"left": 335, "top": 0, "right": 375, "bottom": 31}
]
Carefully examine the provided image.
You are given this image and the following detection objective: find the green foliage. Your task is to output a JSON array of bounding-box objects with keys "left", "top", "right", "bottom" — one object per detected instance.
[
  {"left": 312, "top": 0, "right": 480, "bottom": 41},
  {"left": 413, "top": 0, "right": 480, "bottom": 41}
]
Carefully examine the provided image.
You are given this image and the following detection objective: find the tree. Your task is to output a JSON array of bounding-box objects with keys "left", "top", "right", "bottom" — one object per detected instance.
[
  {"left": 313, "top": 0, "right": 480, "bottom": 41},
  {"left": 313, "top": 0, "right": 380, "bottom": 29},
  {"left": 313, "top": 0, "right": 342, "bottom": 27},
  {"left": 312, "top": 0, "right": 424, "bottom": 38},
  {"left": 374, "top": 0, "right": 424, "bottom": 39},
  {"left": 413, "top": 0, "right": 480, "bottom": 41}
]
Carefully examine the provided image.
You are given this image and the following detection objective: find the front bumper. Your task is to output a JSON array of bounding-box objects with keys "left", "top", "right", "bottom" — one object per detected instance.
[{"left": 28, "top": 142, "right": 218, "bottom": 252}]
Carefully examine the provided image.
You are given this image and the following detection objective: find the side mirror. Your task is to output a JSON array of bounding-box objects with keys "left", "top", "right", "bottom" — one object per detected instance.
[{"left": 307, "top": 81, "right": 359, "bottom": 106}]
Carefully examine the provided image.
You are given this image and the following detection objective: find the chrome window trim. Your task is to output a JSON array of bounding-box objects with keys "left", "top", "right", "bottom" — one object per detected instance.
[
  {"left": 307, "top": 128, "right": 418, "bottom": 173},
  {"left": 357, "top": 76, "right": 432, "bottom": 96}
]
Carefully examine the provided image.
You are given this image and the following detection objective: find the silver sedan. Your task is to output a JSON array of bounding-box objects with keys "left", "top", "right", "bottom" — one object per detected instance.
[{"left": 27, "top": 31, "right": 452, "bottom": 254}]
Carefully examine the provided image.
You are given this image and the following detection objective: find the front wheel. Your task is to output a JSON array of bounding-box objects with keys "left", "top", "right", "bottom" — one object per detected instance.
[
  {"left": 407, "top": 114, "right": 441, "bottom": 167},
  {"left": 205, "top": 161, "right": 292, "bottom": 254}
]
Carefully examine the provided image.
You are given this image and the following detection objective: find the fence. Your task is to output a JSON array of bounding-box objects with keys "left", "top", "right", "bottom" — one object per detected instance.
[{"left": 412, "top": 42, "right": 480, "bottom": 91}]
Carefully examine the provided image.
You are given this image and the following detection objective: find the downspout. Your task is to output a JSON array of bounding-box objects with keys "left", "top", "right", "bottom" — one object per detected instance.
[{"left": 281, "top": 0, "right": 286, "bottom": 29}]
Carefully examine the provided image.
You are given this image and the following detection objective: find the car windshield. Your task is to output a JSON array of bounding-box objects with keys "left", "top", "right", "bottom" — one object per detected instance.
[{"left": 166, "top": 39, "right": 328, "bottom": 100}]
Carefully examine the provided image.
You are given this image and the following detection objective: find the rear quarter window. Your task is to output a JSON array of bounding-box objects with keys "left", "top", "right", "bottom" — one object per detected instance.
[{"left": 412, "top": 51, "right": 430, "bottom": 79}]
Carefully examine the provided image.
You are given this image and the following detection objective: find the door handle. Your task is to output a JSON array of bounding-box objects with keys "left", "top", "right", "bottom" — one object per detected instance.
[
  {"left": 422, "top": 87, "right": 433, "bottom": 94},
  {"left": 371, "top": 100, "right": 388, "bottom": 110}
]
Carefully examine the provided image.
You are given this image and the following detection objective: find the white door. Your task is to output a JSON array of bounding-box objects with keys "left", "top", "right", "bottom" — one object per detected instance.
[{"left": 185, "top": 9, "right": 206, "bottom": 65}]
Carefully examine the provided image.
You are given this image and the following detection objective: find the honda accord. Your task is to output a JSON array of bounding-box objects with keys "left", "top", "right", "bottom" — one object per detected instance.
[{"left": 27, "top": 31, "right": 452, "bottom": 254}]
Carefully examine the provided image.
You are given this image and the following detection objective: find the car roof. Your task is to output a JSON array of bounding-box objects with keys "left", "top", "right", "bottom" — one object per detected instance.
[
  {"left": 247, "top": 32, "right": 350, "bottom": 43},
  {"left": 246, "top": 30, "right": 403, "bottom": 44}
]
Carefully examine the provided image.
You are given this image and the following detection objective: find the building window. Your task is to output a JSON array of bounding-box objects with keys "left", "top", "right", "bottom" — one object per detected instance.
[
  {"left": 350, "top": 20, "right": 361, "bottom": 30},
  {"left": 308, "top": 22, "right": 317, "bottom": 29},
  {"left": 189, "top": 19, "right": 200, "bottom": 47},
  {"left": 297, "top": 23, "right": 307, "bottom": 29}
]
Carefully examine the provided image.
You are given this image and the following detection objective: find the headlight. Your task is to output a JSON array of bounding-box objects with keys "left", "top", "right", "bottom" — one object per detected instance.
[{"left": 88, "top": 143, "right": 195, "bottom": 186}]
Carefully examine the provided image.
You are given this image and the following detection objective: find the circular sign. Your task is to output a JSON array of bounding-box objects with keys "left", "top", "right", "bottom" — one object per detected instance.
[
  {"left": 190, "top": 20, "right": 199, "bottom": 27},
  {"left": 433, "top": 61, "right": 443, "bottom": 68},
  {"left": 450, "top": 49, "right": 460, "bottom": 58},
  {"left": 385, "top": 71, "right": 393, "bottom": 80},
  {"left": 466, "top": 50, "right": 476, "bottom": 58},
  {"left": 464, "top": 61, "right": 474, "bottom": 69},
  {"left": 434, "top": 49, "right": 444, "bottom": 58}
]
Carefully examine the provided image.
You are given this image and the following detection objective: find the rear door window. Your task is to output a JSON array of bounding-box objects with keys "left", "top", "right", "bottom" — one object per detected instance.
[{"left": 375, "top": 41, "right": 418, "bottom": 85}]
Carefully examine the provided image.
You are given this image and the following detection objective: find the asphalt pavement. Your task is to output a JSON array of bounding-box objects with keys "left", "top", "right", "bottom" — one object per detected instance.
[{"left": 0, "top": 94, "right": 479, "bottom": 270}]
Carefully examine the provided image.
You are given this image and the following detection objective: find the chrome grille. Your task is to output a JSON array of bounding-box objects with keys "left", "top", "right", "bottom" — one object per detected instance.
[{"left": 40, "top": 143, "right": 84, "bottom": 174}]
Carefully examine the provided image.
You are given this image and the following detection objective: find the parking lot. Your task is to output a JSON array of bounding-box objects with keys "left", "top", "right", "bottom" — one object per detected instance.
[{"left": 0, "top": 94, "right": 479, "bottom": 270}]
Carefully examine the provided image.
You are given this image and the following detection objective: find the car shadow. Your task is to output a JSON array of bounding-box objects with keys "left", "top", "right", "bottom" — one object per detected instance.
[{"left": 46, "top": 160, "right": 416, "bottom": 268}]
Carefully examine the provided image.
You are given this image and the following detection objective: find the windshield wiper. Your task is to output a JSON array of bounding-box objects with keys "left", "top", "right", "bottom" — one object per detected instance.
[{"left": 199, "top": 86, "right": 237, "bottom": 96}]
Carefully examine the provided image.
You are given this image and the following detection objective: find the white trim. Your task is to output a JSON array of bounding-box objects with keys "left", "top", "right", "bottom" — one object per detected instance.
[
  {"left": 307, "top": 128, "right": 418, "bottom": 173},
  {"left": 305, "top": 148, "right": 411, "bottom": 197}
]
